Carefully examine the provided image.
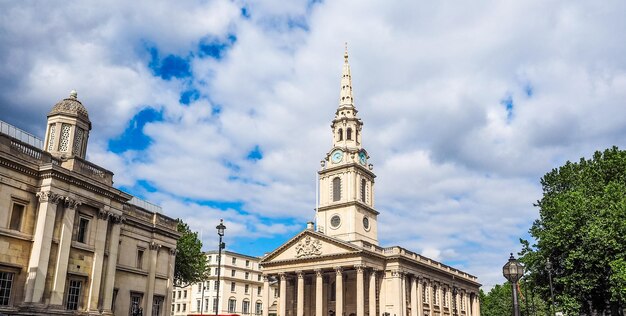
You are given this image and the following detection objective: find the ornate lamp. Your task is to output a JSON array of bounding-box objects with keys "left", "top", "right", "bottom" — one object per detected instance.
[{"left": 502, "top": 253, "right": 524, "bottom": 316}]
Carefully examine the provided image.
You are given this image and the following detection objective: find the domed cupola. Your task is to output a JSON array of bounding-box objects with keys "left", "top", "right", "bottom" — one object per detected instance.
[{"left": 43, "top": 90, "right": 92, "bottom": 159}]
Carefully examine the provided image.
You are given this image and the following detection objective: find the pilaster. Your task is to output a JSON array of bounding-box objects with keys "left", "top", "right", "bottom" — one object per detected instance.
[
  {"left": 50, "top": 197, "right": 81, "bottom": 305},
  {"left": 144, "top": 241, "right": 161, "bottom": 316},
  {"left": 335, "top": 267, "right": 343, "bottom": 316},
  {"left": 102, "top": 214, "right": 125, "bottom": 313},
  {"left": 355, "top": 265, "right": 365, "bottom": 316},
  {"left": 410, "top": 276, "right": 417, "bottom": 316},
  {"left": 368, "top": 269, "right": 377, "bottom": 316},
  {"left": 86, "top": 208, "right": 110, "bottom": 311}
]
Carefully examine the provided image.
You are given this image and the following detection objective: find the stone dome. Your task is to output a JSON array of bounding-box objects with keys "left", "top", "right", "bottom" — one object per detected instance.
[{"left": 48, "top": 90, "right": 90, "bottom": 122}]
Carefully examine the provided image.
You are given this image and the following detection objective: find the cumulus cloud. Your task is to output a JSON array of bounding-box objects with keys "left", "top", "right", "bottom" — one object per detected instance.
[{"left": 1, "top": 0, "right": 626, "bottom": 289}]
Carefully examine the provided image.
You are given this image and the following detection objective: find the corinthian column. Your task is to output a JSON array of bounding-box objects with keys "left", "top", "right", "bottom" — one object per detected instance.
[
  {"left": 144, "top": 241, "right": 161, "bottom": 316},
  {"left": 315, "top": 269, "right": 323, "bottom": 316},
  {"left": 279, "top": 273, "right": 287, "bottom": 316},
  {"left": 24, "top": 190, "right": 62, "bottom": 303},
  {"left": 263, "top": 275, "right": 271, "bottom": 316},
  {"left": 86, "top": 208, "right": 110, "bottom": 311},
  {"left": 50, "top": 197, "right": 80, "bottom": 305},
  {"left": 102, "top": 214, "right": 125, "bottom": 313},
  {"left": 369, "top": 270, "right": 377, "bottom": 316},
  {"left": 410, "top": 276, "right": 417, "bottom": 316},
  {"left": 335, "top": 267, "right": 343, "bottom": 316},
  {"left": 356, "top": 265, "right": 365, "bottom": 316},
  {"left": 297, "top": 271, "right": 305, "bottom": 316}
]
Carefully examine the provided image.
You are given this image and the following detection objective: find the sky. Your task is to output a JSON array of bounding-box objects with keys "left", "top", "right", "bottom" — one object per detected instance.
[{"left": 1, "top": 0, "right": 626, "bottom": 289}]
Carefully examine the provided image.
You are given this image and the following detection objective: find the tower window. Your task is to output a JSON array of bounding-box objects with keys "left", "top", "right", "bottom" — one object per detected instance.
[
  {"left": 338, "top": 128, "right": 343, "bottom": 141},
  {"left": 58, "top": 124, "right": 71, "bottom": 152},
  {"left": 47, "top": 124, "right": 56, "bottom": 151},
  {"left": 332, "top": 177, "right": 341, "bottom": 201},
  {"left": 360, "top": 179, "right": 367, "bottom": 203},
  {"left": 347, "top": 128, "right": 352, "bottom": 140},
  {"left": 72, "top": 127, "right": 84, "bottom": 156}
]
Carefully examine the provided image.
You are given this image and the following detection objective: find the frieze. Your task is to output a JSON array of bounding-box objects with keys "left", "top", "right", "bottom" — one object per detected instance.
[{"left": 295, "top": 235, "right": 322, "bottom": 258}]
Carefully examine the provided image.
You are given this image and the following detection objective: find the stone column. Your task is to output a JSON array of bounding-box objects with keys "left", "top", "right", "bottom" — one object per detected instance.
[
  {"left": 87, "top": 208, "right": 110, "bottom": 311},
  {"left": 335, "top": 267, "right": 343, "bottom": 316},
  {"left": 263, "top": 275, "right": 271, "bottom": 316},
  {"left": 416, "top": 278, "right": 423, "bottom": 316},
  {"left": 368, "top": 270, "right": 377, "bottom": 316},
  {"left": 102, "top": 214, "right": 124, "bottom": 312},
  {"left": 401, "top": 272, "right": 407, "bottom": 316},
  {"left": 315, "top": 269, "right": 323, "bottom": 316},
  {"left": 25, "top": 191, "right": 62, "bottom": 303},
  {"left": 279, "top": 273, "right": 287, "bottom": 316},
  {"left": 356, "top": 265, "right": 365, "bottom": 316},
  {"left": 410, "top": 276, "right": 417, "bottom": 316},
  {"left": 50, "top": 197, "right": 80, "bottom": 305},
  {"left": 297, "top": 271, "right": 304, "bottom": 316},
  {"left": 144, "top": 241, "right": 161, "bottom": 316},
  {"left": 165, "top": 248, "right": 177, "bottom": 315},
  {"left": 474, "top": 295, "right": 481, "bottom": 316}
]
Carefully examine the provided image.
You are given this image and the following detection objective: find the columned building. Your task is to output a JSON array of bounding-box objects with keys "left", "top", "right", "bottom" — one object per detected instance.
[
  {"left": 0, "top": 92, "right": 180, "bottom": 315},
  {"left": 260, "top": 50, "right": 481, "bottom": 316}
]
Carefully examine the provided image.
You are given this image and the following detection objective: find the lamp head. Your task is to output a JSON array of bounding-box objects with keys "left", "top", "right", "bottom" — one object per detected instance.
[
  {"left": 502, "top": 252, "right": 524, "bottom": 283},
  {"left": 216, "top": 219, "right": 226, "bottom": 236}
]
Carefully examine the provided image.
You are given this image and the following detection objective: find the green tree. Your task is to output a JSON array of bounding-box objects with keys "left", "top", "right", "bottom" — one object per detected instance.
[
  {"left": 481, "top": 281, "right": 548, "bottom": 316},
  {"left": 174, "top": 219, "right": 207, "bottom": 287},
  {"left": 520, "top": 147, "right": 626, "bottom": 315}
]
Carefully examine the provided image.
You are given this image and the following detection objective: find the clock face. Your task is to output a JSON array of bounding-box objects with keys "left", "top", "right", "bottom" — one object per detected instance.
[
  {"left": 363, "top": 216, "right": 370, "bottom": 230},
  {"left": 330, "top": 215, "right": 341, "bottom": 228},
  {"left": 359, "top": 151, "right": 367, "bottom": 165},
  {"left": 331, "top": 150, "right": 343, "bottom": 163}
]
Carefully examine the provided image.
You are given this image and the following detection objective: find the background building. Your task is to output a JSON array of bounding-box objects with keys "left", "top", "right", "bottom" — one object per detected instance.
[
  {"left": 0, "top": 91, "right": 180, "bottom": 315},
  {"left": 172, "top": 250, "right": 278, "bottom": 316},
  {"left": 259, "top": 50, "right": 481, "bottom": 316}
]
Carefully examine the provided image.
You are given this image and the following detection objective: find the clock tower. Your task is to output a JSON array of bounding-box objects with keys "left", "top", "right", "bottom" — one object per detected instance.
[{"left": 317, "top": 47, "right": 379, "bottom": 245}]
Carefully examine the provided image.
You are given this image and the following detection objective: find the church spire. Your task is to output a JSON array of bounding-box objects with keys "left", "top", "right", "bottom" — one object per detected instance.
[{"left": 339, "top": 43, "right": 354, "bottom": 109}]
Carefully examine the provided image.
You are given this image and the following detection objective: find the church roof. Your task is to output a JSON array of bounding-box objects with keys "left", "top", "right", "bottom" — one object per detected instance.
[{"left": 48, "top": 90, "right": 90, "bottom": 123}]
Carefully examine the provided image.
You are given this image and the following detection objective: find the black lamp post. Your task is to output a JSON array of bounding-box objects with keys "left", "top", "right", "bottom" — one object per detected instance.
[
  {"left": 546, "top": 259, "right": 555, "bottom": 316},
  {"left": 215, "top": 219, "right": 226, "bottom": 316},
  {"left": 503, "top": 253, "right": 524, "bottom": 316}
]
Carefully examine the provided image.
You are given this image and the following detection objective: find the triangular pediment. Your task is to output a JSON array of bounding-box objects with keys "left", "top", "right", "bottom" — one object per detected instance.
[{"left": 260, "top": 230, "right": 362, "bottom": 264}]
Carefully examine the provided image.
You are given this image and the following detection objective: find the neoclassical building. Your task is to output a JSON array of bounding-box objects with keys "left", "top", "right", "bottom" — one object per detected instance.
[
  {"left": 259, "top": 50, "right": 481, "bottom": 316},
  {"left": 0, "top": 92, "right": 180, "bottom": 315}
]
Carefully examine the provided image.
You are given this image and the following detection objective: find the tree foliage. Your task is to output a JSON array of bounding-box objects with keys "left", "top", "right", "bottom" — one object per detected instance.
[
  {"left": 174, "top": 219, "right": 207, "bottom": 287},
  {"left": 481, "top": 281, "right": 548, "bottom": 316},
  {"left": 520, "top": 147, "right": 626, "bottom": 315}
]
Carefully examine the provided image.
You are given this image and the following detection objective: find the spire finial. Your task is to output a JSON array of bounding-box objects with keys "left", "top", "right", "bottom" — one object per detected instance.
[
  {"left": 69, "top": 90, "right": 77, "bottom": 99},
  {"left": 344, "top": 42, "right": 349, "bottom": 62}
]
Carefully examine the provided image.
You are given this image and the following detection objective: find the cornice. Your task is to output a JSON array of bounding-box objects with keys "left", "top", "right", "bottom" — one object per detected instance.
[
  {"left": 318, "top": 162, "right": 376, "bottom": 178},
  {"left": 317, "top": 200, "right": 379, "bottom": 215}
]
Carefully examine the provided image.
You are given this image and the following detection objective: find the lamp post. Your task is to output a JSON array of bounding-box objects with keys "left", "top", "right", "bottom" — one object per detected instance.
[
  {"left": 216, "top": 219, "right": 226, "bottom": 316},
  {"left": 503, "top": 253, "right": 524, "bottom": 316},
  {"left": 546, "top": 259, "right": 555, "bottom": 316}
]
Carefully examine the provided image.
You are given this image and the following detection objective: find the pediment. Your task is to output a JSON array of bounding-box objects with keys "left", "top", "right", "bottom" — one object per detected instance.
[{"left": 260, "top": 230, "right": 362, "bottom": 264}]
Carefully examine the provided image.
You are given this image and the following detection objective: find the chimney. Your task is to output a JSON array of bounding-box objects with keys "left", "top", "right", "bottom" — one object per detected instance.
[{"left": 306, "top": 221, "right": 314, "bottom": 230}]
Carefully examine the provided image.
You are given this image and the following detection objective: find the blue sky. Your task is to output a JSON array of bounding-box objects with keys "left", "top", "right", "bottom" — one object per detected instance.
[{"left": 1, "top": 0, "right": 626, "bottom": 289}]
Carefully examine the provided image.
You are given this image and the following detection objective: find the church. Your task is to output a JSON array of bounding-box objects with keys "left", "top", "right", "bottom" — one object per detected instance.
[{"left": 259, "top": 50, "right": 481, "bottom": 316}]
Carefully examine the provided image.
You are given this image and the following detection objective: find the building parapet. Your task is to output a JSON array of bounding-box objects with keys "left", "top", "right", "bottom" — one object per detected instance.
[
  {"left": 381, "top": 245, "right": 478, "bottom": 282},
  {"left": 0, "top": 120, "right": 43, "bottom": 148}
]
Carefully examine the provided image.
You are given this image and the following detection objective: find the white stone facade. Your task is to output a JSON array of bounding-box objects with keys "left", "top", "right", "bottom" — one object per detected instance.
[
  {"left": 259, "top": 49, "right": 482, "bottom": 316},
  {"left": 0, "top": 93, "right": 180, "bottom": 315},
  {"left": 171, "top": 251, "right": 277, "bottom": 316}
]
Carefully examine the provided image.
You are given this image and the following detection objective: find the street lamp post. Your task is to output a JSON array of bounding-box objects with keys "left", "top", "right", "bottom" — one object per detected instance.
[
  {"left": 216, "top": 219, "right": 226, "bottom": 316},
  {"left": 503, "top": 253, "right": 524, "bottom": 316},
  {"left": 546, "top": 259, "right": 555, "bottom": 316}
]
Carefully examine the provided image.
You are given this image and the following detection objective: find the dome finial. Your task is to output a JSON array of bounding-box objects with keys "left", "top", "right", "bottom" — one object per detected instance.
[
  {"left": 70, "top": 90, "right": 78, "bottom": 99},
  {"left": 344, "top": 42, "right": 349, "bottom": 62}
]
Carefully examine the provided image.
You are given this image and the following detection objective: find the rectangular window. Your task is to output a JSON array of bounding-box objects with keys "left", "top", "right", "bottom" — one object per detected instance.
[
  {"left": 130, "top": 292, "right": 143, "bottom": 315},
  {"left": 232, "top": 257, "right": 236, "bottom": 265},
  {"left": 137, "top": 249, "right": 144, "bottom": 269},
  {"left": 153, "top": 295, "right": 164, "bottom": 316},
  {"left": 0, "top": 272, "right": 14, "bottom": 305},
  {"left": 66, "top": 279, "right": 82, "bottom": 310},
  {"left": 205, "top": 298, "right": 209, "bottom": 311},
  {"left": 213, "top": 298, "right": 218, "bottom": 312},
  {"left": 257, "top": 274, "right": 261, "bottom": 281},
  {"left": 245, "top": 272, "right": 249, "bottom": 279},
  {"left": 198, "top": 282, "right": 202, "bottom": 293},
  {"left": 76, "top": 217, "right": 89, "bottom": 243},
  {"left": 256, "top": 302, "right": 262, "bottom": 315},
  {"left": 177, "top": 304, "right": 180, "bottom": 312},
  {"left": 197, "top": 299, "right": 201, "bottom": 312},
  {"left": 257, "top": 286, "right": 261, "bottom": 296},
  {"left": 183, "top": 290, "right": 187, "bottom": 298},
  {"left": 228, "top": 299, "right": 236, "bottom": 313},
  {"left": 231, "top": 281, "right": 236, "bottom": 292},
  {"left": 207, "top": 255, "right": 212, "bottom": 262},
  {"left": 214, "top": 280, "right": 219, "bottom": 290},
  {"left": 245, "top": 284, "right": 249, "bottom": 294},
  {"left": 245, "top": 260, "right": 250, "bottom": 267},
  {"left": 9, "top": 203, "right": 24, "bottom": 231},
  {"left": 215, "top": 267, "right": 219, "bottom": 275},
  {"left": 177, "top": 291, "right": 181, "bottom": 299},
  {"left": 231, "top": 269, "right": 236, "bottom": 277},
  {"left": 207, "top": 267, "right": 212, "bottom": 276},
  {"left": 182, "top": 303, "right": 186, "bottom": 312}
]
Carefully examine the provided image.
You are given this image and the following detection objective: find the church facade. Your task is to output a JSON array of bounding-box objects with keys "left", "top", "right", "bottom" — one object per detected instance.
[
  {"left": 0, "top": 92, "right": 180, "bottom": 315},
  {"left": 259, "top": 50, "right": 481, "bottom": 316}
]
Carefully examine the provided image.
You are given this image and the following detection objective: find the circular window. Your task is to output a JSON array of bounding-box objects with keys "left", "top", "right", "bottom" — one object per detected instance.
[
  {"left": 330, "top": 215, "right": 341, "bottom": 228},
  {"left": 363, "top": 216, "right": 370, "bottom": 230}
]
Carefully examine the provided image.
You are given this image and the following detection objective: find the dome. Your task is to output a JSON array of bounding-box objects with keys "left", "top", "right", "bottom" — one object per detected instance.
[{"left": 48, "top": 90, "right": 90, "bottom": 122}]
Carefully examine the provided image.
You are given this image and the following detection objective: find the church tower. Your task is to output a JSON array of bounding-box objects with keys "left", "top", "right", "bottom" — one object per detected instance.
[
  {"left": 43, "top": 90, "right": 91, "bottom": 159},
  {"left": 317, "top": 47, "right": 379, "bottom": 245}
]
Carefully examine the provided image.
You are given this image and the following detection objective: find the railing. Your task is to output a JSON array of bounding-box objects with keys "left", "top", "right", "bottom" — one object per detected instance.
[
  {"left": 10, "top": 139, "right": 42, "bottom": 160},
  {"left": 381, "top": 245, "right": 478, "bottom": 281},
  {"left": 0, "top": 120, "right": 43, "bottom": 149},
  {"left": 129, "top": 197, "right": 163, "bottom": 214},
  {"left": 72, "top": 157, "right": 113, "bottom": 185}
]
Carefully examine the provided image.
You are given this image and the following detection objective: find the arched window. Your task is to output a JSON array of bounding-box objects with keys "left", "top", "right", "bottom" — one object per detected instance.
[
  {"left": 338, "top": 128, "right": 343, "bottom": 141},
  {"left": 346, "top": 128, "right": 352, "bottom": 140},
  {"left": 360, "top": 179, "right": 367, "bottom": 203},
  {"left": 332, "top": 177, "right": 341, "bottom": 201}
]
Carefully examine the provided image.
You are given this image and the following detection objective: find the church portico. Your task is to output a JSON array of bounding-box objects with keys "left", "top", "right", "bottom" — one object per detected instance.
[{"left": 260, "top": 47, "right": 481, "bottom": 316}]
